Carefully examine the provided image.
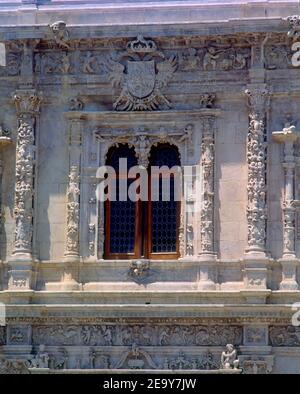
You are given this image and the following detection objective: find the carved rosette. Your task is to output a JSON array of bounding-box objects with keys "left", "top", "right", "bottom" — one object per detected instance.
[
  {"left": 64, "top": 165, "right": 80, "bottom": 258},
  {"left": 200, "top": 116, "right": 215, "bottom": 254},
  {"left": 245, "top": 86, "right": 269, "bottom": 254},
  {"left": 12, "top": 90, "right": 41, "bottom": 255}
]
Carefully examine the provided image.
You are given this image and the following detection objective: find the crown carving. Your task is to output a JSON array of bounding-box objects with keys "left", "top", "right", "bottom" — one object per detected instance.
[{"left": 127, "top": 35, "right": 157, "bottom": 53}]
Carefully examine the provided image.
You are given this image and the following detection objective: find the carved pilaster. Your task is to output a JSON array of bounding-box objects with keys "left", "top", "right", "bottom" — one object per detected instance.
[
  {"left": 64, "top": 165, "right": 80, "bottom": 259},
  {"left": 273, "top": 122, "right": 299, "bottom": 290},
  {"left": 62, "top": 119, "right": 83, "bottom": 289},
  {"left": 245, "top": 86, "right": 269, "bottom": 254},
  {"left": 198, "top": 116, "right": 216, "bottom": 290},
  {"left": 8, "top": 90, "right": 41, "bottom": 291},
  {"left": 200, "top": 116, "right": 215, "bottom": 255},
  {"left": 243, "top": 85, "right": 269, "bottom": 294}
]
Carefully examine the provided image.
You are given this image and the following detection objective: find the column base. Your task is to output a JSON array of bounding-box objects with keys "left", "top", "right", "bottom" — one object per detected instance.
[
  {"left": 7, "top": 254, "right": 36, "bottom": 290},
  {"left": 279, "top": 256, "right": 299, "bottom": 290},
  {"left": 242, "top": 253, "right": 269, "bottom": 290},
  {"left": 197, "top": 254, "right": 217, "bottom": 290},
  {"left": 59, "top": 259, "right": 81, "bottom": 291}
]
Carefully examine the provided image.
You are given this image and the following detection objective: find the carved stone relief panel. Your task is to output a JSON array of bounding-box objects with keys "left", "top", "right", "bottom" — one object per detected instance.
[
  {"left": 7, "top": 325, "right": 31, "bottom": 345},
  {"left": 32, "top": 324, "right": 242, "bottom": 347},
  {"left": 244, "top": 325, "right": 268, "bottom": 346},
  {"left": 269, "top": 325, "right": 300, "bottom": 346},
  {"left": 240, "top": 357, "right": 274, "bottom": 374},
  {"left": 0, "top": 359, "right": 29, "bottom": 374}
]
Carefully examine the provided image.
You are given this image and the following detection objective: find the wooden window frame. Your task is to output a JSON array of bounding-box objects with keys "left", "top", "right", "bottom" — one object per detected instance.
[{"left": 104, "top": 143, "right": 180, "bottom": 260}]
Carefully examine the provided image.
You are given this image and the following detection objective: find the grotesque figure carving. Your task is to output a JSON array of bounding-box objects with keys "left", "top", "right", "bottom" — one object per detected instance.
[{"left": 49, "top": 21, "right": 70, "bottom": 49}]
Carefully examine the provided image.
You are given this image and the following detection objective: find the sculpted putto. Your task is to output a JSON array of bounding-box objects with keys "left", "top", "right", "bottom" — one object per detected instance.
[{"left": 221, "top": 344, "right": 239, "bottom": 369}]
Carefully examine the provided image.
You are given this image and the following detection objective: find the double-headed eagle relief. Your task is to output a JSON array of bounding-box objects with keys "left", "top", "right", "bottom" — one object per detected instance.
[{"left": 105, "top": 35, "right": 178, "bottom": 111}]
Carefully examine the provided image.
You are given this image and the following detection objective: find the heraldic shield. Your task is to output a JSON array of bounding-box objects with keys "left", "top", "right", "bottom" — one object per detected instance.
[{"left": 127, "top": 60, "right": 155, "bottom": 99}]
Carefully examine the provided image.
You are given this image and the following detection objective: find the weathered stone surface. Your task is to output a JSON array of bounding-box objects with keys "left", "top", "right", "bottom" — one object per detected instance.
[{"left": 0, "top": 0, "right": 299, "bottom": 374}]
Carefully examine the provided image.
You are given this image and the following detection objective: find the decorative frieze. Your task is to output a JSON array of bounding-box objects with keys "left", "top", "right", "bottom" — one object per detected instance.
[
  {"left": 164, "top": 350, "right": 219, "bottom": 370},
  {"left": 269, "top": 326, "right": 300, "bottom": 346},
  {"left": 0, "top": 359, "right": 29, "bottom": 374},
  {"left": 32, "top": 324, "right": 242, "bottom": 347}
]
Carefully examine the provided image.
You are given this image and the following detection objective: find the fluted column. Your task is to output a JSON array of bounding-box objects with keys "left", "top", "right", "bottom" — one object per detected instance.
[
  {"left": 243, "top": 84, "right": 269, "bottom": 291},
  {"left": 198, "top": 116, "right": 217, "bottom": 290},
  {"left": 273, "top": 123, "right": 299, "bottom": 290},
  {"left": 8, "top": 89, "right": 41, "bottom": 290}
]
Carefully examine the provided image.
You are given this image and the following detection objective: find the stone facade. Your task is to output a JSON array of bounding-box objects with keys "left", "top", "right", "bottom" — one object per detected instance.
[{"left": 0, "top": 0, "right": 300, "bottom": 374}]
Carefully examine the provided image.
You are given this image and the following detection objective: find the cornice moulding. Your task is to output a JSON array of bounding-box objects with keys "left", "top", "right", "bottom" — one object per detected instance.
[{"left": 64, "top": 109, "right": 222, "bottom": 122}]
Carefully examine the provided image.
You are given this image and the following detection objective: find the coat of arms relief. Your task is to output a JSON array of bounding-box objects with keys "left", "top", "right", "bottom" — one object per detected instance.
[{"left": 105, "top": 35, "right": 178, "bottom": 111}]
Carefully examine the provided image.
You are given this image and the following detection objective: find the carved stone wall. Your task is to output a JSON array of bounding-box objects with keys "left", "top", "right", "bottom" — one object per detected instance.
[{"left": 0, "top": 0, "right": 300, "bottom": 374}]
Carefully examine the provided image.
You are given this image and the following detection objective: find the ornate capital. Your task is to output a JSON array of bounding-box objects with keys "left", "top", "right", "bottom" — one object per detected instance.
[
  {"left": 13, "top": 90, "right": 42, "bottom": 116},
  {"left": 245, "top": 86, "right": 269, "bottom": 115}
]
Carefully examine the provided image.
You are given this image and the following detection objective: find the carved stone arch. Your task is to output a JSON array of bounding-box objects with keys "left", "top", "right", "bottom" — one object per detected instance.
[
  {"left": 151, "top": 138, "right": 184, "bottom": 165},
  {"left": 103, "top": 140, "right": 135, "bottom": 163}
]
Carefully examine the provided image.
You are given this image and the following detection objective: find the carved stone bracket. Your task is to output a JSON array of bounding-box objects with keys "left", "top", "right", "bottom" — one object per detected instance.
[{"left": 273, "top": 121, "right": 300, "bottom": 290}]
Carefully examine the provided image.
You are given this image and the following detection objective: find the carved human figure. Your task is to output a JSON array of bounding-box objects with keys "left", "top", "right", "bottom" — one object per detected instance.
[
  {"left": 30, "top": 345, "right": 49, "bottom": 368},
  {"left": 179, "top": 124, "right": 193, "bottom": 143},
  {"left": 203, "top": 47, "right": 222, "bottom": 70},
  {"left": 82, "top": 51, "right": 98, "bottom": 73},
  {"left": 221, "top": 344, "right": 239, "bottom": 369},
  {"left": 60, "top": 53, "right": 71, "bottom": 74}
]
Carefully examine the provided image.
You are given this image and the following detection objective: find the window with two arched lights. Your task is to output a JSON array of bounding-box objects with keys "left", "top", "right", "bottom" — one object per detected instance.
[{"left": 104, "top": 143, "right": 181, "bottom": 259}]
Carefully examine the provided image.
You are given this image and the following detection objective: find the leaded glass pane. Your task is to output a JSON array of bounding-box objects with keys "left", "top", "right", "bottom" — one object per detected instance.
[
  {"left": 106, "top": 145, "right": 137, "bottom": 255},
  {"left": 150, "top": 144, "right": 180, "bottom": 254}
]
